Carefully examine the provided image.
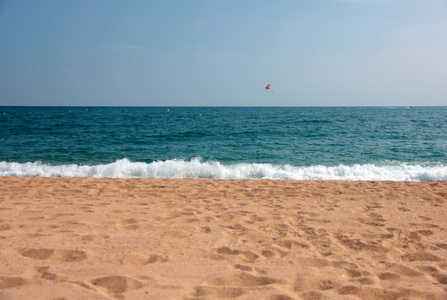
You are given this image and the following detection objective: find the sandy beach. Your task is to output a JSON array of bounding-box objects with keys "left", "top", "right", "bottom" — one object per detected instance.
[{"left": 0, "top": 177, "right": 446, "bottom": 299}]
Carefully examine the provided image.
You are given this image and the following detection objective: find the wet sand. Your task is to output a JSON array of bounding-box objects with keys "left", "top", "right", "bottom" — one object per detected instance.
[{"left": 0, "top": 177, "right": 446, "bottom": 299}]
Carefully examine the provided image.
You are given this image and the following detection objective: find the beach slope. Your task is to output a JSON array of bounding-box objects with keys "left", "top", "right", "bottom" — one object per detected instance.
[{"left": 0, "top": 177, "right": 446, "bottom": 299}]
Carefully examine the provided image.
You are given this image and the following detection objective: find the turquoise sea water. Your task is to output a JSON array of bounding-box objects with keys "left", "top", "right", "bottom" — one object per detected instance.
[{"left": 1, "top": 106, "right": 446, "bottom": 181}]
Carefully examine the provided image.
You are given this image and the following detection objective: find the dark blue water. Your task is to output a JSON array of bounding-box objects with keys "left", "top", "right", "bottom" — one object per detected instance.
[{"left": 1, "top": 106, "right": 446, "bottom": 180}]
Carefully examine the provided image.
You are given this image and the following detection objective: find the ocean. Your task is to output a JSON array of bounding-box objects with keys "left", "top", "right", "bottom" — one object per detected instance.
[{"left": 1, "top": 106, "right": 446, "bottom": 181}]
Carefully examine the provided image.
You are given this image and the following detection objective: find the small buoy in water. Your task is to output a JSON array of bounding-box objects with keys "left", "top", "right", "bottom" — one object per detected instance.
[
  {"left": 69, "top": 110, "right": 71, "bottom": 112},
  {"left": 85, "top": 109, "right": 88, "bottom": 112},
  {"left": 167, "top": 109, "right": 169, "bottom": 112}
]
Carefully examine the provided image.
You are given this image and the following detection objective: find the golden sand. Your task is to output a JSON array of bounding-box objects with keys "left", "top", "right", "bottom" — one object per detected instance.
[{"left": 0, "top": 177, "right": 446, "bottom": 299}]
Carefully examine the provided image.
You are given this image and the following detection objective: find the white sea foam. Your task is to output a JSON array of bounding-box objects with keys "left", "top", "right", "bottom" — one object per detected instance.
[{"left": 1, "top": 158, "right": 446, "bottom": 181}]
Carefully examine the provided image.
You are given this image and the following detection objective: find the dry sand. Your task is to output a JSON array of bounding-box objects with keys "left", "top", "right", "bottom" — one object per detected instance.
[{"left": 0, "top": 177, "right": 446, "bottom": 300}]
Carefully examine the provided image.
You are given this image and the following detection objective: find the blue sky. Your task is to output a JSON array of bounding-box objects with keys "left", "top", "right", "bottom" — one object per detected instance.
[{"left": 1, "top": 0, "right": 446, "bottom": 106}]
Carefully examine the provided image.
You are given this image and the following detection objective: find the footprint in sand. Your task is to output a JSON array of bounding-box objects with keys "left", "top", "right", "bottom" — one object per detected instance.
[
  {"left": 334, "top": 233, "right": 389, "bottom": 254},
  {"left": 18, "top": 248, "right": 87, "bottom": 262},
  {"left": 19, "top": 248, "right": 54, "bottom": 260},
  {"left": 234, "top": 264, "right": 253, "bottom": 272},
  {"left": 294, "top": 275, "right": 340, "bottom": 293},
  {"left": 107, "top": 253, "right": 168, "bottom": 265},
  {"left": 76, "top": 233, "right": 110, "bottom": 243},
  {"left": 163, "top": 230, "right": 191, "bottom": 238},
  {"left": 300, "top": 291, "right": 331, "bottom": 300},
  {"left": 435, "top": 243, "right": 447, "bottom": 250},
  {"left": 432, "top": 273, "right": 447, "bottom": 284},
  {"left": 336, "top": 284, "right": 441, "bottom": 299},
  {"left": 415, "top": 266, "right": 447, "bottom": 285},
  {"left": 206, "top": 272, "right": 282, "bottom": 287},
  {"left": 275, "top": 239, "right": 311, "bottom": 250},
  {"left": 91, "top": 275, "right": 144, "bottom": 295},
  {"left": 198, "top": 226, "right": 211, "bottom": 233},
  {"left": 402, "top": 252, "right": 441, "bottom": 262},
  {"left": 116, "top": 218, "right": 140, "bottom": 230},
  {"left": 191, "top": 286, "right": 246, "bottom": 299},
  {"left": 22, "top": 266, "right": 62, "bottom": 282},
  {"left": 378, "top": 272, "right": 401, "bottom": 282},
  {"left": 0, "top": 276, "right": 28, "bottom": 289},
  {"left": 213, "top": 247, "right": 259, "bottom": 263}
]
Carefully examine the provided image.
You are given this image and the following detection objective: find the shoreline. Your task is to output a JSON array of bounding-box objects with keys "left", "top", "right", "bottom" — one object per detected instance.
[{"left": 0, "top": 177, "right": 446, "bottom": 299}]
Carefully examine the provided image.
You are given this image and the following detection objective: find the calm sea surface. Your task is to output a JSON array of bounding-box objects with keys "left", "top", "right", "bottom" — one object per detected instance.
[{"left": 1, "top": 106, "right": 446, "bottom": 181}]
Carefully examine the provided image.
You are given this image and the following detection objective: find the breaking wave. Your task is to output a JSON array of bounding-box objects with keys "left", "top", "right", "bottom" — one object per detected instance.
[{"left": 1, "top": 158, "right": 446, "bottom": 181}]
